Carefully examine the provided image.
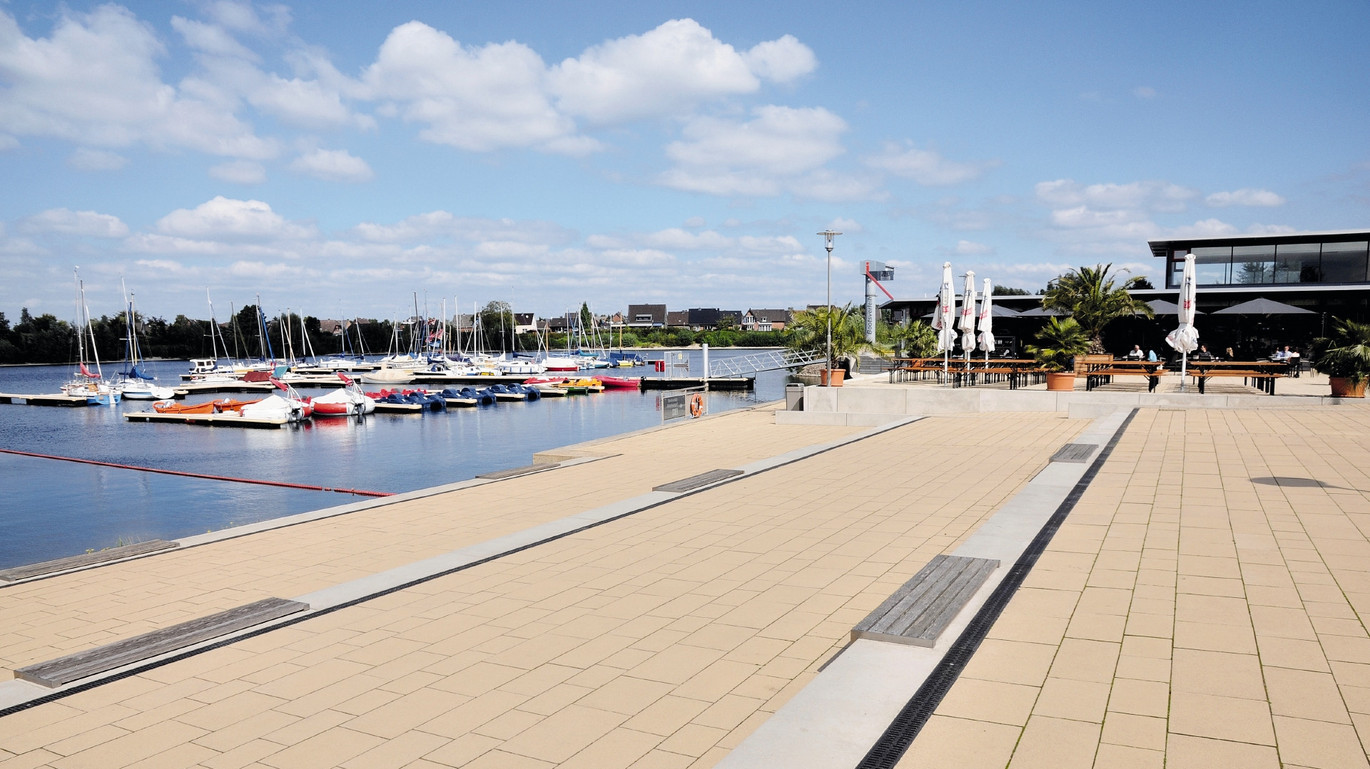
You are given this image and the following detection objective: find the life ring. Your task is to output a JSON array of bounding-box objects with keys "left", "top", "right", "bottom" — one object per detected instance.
[{"left": 688, "top": 393, "right": 705, "bottom": 418}]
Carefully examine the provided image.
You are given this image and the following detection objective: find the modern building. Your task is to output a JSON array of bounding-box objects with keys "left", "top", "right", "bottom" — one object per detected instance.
[
  {"left": 1145, "top": 229, "right": 1369, "bottom": 320},
  {"left": 880, "top": 229, "right": 1369, "bottom": 357}
]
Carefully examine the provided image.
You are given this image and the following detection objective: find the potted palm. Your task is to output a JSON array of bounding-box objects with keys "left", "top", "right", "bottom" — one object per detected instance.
[
  {"left": 784, "top": 304, "right": 887, "bottom": 387},
  {"left": 1027, "top": 317, "right": 1090, "bottom": 391},
  {"left": 1311, "top": 318, "right": 1370, "bottom": 398}
]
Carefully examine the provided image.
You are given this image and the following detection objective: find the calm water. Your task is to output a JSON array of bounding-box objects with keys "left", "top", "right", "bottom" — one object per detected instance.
[{"left": 0, "top": 350, "right": 791, "bottom": 568}]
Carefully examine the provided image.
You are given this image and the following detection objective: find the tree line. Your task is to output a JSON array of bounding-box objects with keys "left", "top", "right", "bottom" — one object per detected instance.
[{"left": 0, "top": 301, "right": 789, "bottom": 366}]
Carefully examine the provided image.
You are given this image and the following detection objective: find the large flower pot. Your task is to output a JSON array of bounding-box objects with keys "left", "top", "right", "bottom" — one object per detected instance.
[
  {"left": 1329, "top": 377, "right": 1367, "bottom": 398},
  {"left": 1045, "top": 372, "right": 1076, "bottom": 392},
  {"left": 820, "top": 368, "right": 845, "bottom": 387}
]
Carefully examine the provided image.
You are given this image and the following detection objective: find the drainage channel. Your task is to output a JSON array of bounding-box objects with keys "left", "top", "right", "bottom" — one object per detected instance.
[{"left": 853, "top": 408, "right": 1137, "bottom": 769}]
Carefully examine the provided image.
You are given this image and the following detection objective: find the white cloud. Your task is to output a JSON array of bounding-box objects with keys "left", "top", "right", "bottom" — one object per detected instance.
[
  {"left": 955, "top": 240, "right": 994, "bottom": 255},
  {"left": 1034, "top": 179, "right": 1197, "bottom": 213},
  {"left": 171, "top": 15, "right": 258, "bottom": 60},
  {"left": 18, "top": 208, "right": 129, "bottom": 238},
  {"left": 550, "top": 19, "right": 813, "bottom": 125},
  {"left": 1205, "top": 188, "right": 1285, "bottom": 207},
  {"left": 155, "top": 196, "right": 316, "bottom": 240},
  {"left": 659, "top": 105, "right": 861, "bottom": 199},
  {"left": 67, "top": 148, "right": 128, "bottom": 171},
  {"left": 361, "top": 21, "right": 585, "bottom": 154},
  {"left": 0, "top": 133, "right": 17, "bottom": 150},
  {"left": 210, "top": 159, "right": 267, "bottom": 184},
  {"left": 865, "top": 142, "right": 991, "bottom": 186},
  {"left": 1133, "top": 86, "right": 1157, "bottom": 99},
  {"left": 288, "top": 148, "right": 374, "bottom": 183},
  {"left": 743, "top": 35, "right": 817, "bottom": 84},
  {"left": 0, "top": 6, "right": 278, "bottom": 159}
]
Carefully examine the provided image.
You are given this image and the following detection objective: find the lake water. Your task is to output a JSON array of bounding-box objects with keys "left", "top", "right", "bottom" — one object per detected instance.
[{"left": 0, "top": 350, "right": 793, "bottom": 569}]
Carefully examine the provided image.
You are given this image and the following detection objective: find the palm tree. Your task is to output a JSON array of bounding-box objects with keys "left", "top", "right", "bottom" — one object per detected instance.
[
  {"left": 878, "top": 318, "right": 938, "bottom": 358},
  {"left": 785, "top": 304, "right": 887, "bottom": 369},
  {"left": 1041, "top": 264, "right": 1154, "bottom": 353}
]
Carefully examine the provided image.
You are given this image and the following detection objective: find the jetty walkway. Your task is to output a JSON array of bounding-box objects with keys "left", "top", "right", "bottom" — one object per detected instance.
[{"left": 1, "top": 372, "right": 1369, "bottom": 768}]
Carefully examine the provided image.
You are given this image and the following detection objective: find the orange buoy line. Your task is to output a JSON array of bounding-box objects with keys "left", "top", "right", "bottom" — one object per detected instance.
[{"left": 0, "top": 448, "right": 393, "bottom": 497}]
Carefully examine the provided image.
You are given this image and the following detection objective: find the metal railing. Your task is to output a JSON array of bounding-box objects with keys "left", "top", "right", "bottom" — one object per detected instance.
[{"left": 708, "top": 348, "right": 824, "bottom": 378}]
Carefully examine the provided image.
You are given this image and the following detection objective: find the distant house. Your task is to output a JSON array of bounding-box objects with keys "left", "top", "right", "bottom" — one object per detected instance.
[
  {"left": 318, "top": 319, "right": 346, "bottom": 336},
  {"left": 685, "top": 308, "right": 742, "bottom": 330},
  {"left": 666, "top": 310, "right": 690, "bottom": 327},
  {"left": 742, "top": 308, "right": 791, "bottom": 332},
  {"left": 513, "top": 313, "right": 536, "bottom": 334},
  {"left": 626, "top": 304, "right": 667, "bottom": 328}
]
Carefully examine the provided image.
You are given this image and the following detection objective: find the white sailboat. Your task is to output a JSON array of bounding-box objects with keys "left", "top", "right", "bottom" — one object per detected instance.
[
  {"left": 61, "top": 269, "right": 120, "bottom": 405},
  {"left": 115, "top": 282, "right": 176, "bottom": 400}
]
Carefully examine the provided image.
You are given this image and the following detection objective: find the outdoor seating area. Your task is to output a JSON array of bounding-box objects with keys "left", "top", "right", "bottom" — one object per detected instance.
[{"left": 890, "top": 357, "right": 1045, "bottom": 389}]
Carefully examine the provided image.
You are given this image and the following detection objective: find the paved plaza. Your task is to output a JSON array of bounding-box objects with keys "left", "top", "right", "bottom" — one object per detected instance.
[{"left": 1, "top": 374, "right": 1368, "bottom": 768}]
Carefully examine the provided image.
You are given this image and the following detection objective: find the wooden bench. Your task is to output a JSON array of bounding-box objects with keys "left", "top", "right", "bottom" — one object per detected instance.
[
  {"left": 654, "top": 468, "right": 743, "bottom": 492},
  {"left": 1081, "top": 362, "right": 1166, "bottom": 392},
  {"left": 852, "top": 555, "right": 999, "bottom": 647},
  {"left": 0, "top": 540, "right": 179, "bottom": 582},
  {"left": 15, "top": 597, "right": 309, "bottom": 687},
  {"left": 1189, "top": 368, "right": 1286, "bottom": 394}
]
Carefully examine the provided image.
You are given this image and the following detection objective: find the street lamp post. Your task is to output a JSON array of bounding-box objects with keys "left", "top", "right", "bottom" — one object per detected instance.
[{"left": 817, "top": 230, "right": 841, "bottom": 385}]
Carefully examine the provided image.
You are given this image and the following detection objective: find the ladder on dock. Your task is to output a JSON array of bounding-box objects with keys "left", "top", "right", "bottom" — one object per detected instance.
[{"left": 708, "top": 349, "right": 824, "bottom": 378}]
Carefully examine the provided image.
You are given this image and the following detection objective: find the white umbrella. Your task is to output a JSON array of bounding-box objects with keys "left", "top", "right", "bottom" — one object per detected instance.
[
  {"left": 1165, "top": 252, "right": 1199, "bottom": 389},
  {"left": 932, "top": 262, "right": 956, "bottom": 353},
  {"left": 977, "top": 277, "right": 995, "bottom": 360},
  {"left": 957, "top": 270, "right": 977, "bottom": 358}
]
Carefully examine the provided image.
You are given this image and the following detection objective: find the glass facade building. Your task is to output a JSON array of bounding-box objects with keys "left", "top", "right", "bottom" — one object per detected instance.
[{"left": 1153, "top": 231, "right": 1370, "bottom": 290}]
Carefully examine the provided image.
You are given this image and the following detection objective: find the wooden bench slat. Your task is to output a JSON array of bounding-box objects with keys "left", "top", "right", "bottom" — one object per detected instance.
[
  {"left": 653, "top": 469, "right": 743, "bottom": 493},
  {"left": 16, "top": 597, "right": 309, "bottom": 687},
  {"left": 852, "top": 555, "right": 999, "bottom": 647},
  {"left": 0, "top": 540, "right": 179, "bottom": 582},
  {"left": 902, "top": 558, "right": 1000, "bottom": 640}
]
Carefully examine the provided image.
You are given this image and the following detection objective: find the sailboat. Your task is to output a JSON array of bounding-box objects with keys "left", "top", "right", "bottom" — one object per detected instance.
[
  {"left": 60, "top": 270, "right": 120, "bottom": 405},
  {"left": 115, "top": 283, "right": 176, "bottom": 400},
  {"left": 186, "top": 291, "right": 239, "bottom": 382}
]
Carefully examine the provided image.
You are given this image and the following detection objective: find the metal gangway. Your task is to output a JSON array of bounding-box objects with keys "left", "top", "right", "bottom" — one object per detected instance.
[{"left": 708, "top": 348, "right": 824, "bottom": 378}]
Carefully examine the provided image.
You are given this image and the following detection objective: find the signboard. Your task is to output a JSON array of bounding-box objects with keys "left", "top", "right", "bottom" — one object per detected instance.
[
  {"left": 662, "top": 392, "right": 688, "bottom": 421},
  {"left": 661, "top": 389, "right": 706, "bottom": 422}
]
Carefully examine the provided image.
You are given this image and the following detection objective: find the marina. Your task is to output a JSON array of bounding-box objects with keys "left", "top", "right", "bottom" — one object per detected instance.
[{"left": 0, "top": 350, "right": 790, "bottom": 569}]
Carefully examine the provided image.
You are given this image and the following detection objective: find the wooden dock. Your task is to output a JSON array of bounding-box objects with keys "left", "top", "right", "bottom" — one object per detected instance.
[
  {"left": 0, "top": 392, "right": 96, "bottom": 407},
  {"left": 123, "top": 410, "right": 291, "bottom": 428},
  {"left": 639, "top": 377, "right": 754, "bottom": 391}
]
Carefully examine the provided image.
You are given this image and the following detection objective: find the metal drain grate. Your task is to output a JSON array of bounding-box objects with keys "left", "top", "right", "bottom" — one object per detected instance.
[{"left": 653, "top": 468, "right": 743, "bottom": 492}]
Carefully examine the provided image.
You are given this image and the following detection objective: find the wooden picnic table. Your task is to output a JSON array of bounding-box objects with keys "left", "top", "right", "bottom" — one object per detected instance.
[
  {"left": 890, "top": 358, "right": 1043, "bottom": 389},
  {"left": 1078, "top": 358, "right": 1166, "bottom": 392},
  {"left": 1182, "top": 360, "right": 1287, "bottom": 394}
]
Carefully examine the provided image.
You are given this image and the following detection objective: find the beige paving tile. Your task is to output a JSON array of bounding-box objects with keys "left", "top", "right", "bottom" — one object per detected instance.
[
  {"left": 1271, "top": 716, "right": 1370, "bottom": 769},
  {"left": 1008, "top": 714, "right": 1100, "bottom": 769},
  {"left": 894, "top": 716, "right": 1022, "bottom": 769}
]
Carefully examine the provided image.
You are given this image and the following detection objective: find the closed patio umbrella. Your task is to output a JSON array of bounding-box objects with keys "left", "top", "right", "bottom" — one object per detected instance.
[
  {"left": 958, "top": 270, "right": 977, "bottom": 359},
  {"left": 1165, "top": 253, "right": 1200, "bottom": 390},
  {"left": 931, "top": 262, "right": 956, "bottom": 378},
  {"left": 977, "top": 277, "right": 995, "bottom": 361},
  {"left": 1147, "top": 299, "right": 1202, "bottom": 316}
]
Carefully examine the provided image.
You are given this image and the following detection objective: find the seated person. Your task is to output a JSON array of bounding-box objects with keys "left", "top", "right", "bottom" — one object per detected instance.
[
  {"left": 1125, "top": 344, "right": 1144, "bottom": 360},
  {"left": 1146, "top": 349, "right": 1158, "bottom": 362},
  {"left": 1194, "top": 345, "right": 1215, "bottom": 361}
]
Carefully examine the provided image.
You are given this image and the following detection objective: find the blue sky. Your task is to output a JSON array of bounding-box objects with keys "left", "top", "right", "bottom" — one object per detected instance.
[{"left": 1, "top": 0, "right": 1367, "bottom": 323}]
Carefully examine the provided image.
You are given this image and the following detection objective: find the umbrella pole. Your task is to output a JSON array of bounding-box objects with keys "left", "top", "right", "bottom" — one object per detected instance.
[
  {"left": 943, "top": 350, "right": 949, "bottom": 385},
  {"left": 1179, "top": 351, "right": 1188, "bottom": 392}
]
